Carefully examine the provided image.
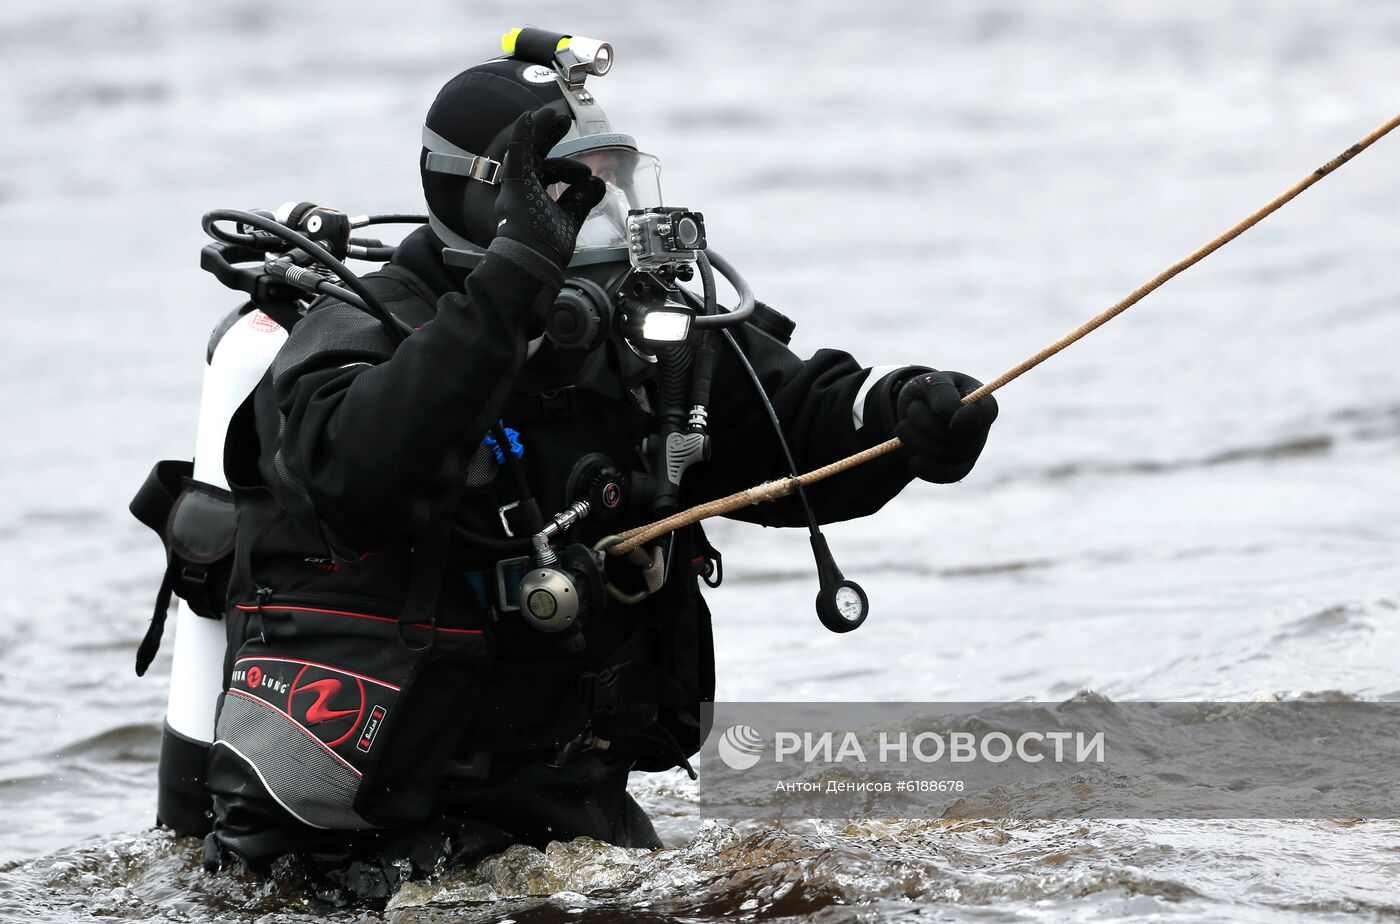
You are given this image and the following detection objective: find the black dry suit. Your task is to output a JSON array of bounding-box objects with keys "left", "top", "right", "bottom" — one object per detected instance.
[{"left": 206, "top": 224, "right": 921, "bottom": 866}]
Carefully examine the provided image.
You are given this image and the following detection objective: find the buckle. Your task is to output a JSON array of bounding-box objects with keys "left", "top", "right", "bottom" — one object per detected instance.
[
  {"left": 468, "top": 154, "right": 501, "bottom": 185},
  {"left": 176, "top": 563, "right": 209, "bottom": 591},
  {"left": 422, "top": 125, "right": 502, "bottom": 186},
  {"left": 494, "top": 556, "right": 530, "bottom": 613},
  {"left": 423, "top": 151, "right": 502, "bottom": 186},
  {"left": 538, "top": 388, "right": 574, "bottom": 420},
  {"left": 580, "top": 666, "right": 622, "bottom": 717}
]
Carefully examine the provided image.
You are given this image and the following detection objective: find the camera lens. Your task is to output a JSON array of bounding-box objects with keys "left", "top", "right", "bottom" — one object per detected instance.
[{"left": 675, "top": 216, "right": 699, "bottom": 248}]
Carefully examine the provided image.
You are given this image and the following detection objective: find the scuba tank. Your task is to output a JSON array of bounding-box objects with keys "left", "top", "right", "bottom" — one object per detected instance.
[
  {"left": 129, "top": 203, "right": 411, "bottom": 833},
  {"left": 158, "top": 306, "right": 285, "bottom": 833}
]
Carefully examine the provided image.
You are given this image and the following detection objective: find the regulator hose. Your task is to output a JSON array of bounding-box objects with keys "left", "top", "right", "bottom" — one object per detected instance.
[
  {"left": 692, "top": 248, "right": 754, "bottom": 328},
  {"left": 688, "top": 251, "right": 721, "bottom": 419},
  {"left": 350, "top": 213, "right": 429, "bottom": 228},
  {"left": 655, "top": 342, "right": 693, "bottom": 424},
  {"left": 202, "top": 208, "right": 408, "bottom": 346}
]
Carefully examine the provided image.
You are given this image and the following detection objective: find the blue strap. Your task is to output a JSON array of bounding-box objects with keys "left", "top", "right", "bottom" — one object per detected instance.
[
  {"left": 463, "top": 570, "right": 491, "bottom": 609},
  {"left": 464, "top": 558, "right": 530, "bottom": 610}
]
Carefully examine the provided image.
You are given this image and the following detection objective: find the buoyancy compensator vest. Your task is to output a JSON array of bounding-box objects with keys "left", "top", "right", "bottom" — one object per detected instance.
[
  {"left": 132, "top": 203, "right": 724, "bottom": 841},
  {"left": 203, "top": 240, "right": 718, "bottom": 843}
]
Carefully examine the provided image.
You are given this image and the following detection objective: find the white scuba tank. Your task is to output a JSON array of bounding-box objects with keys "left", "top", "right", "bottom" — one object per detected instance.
[{"left": 158, "top": 308, "right": 285, "bottom": 825}]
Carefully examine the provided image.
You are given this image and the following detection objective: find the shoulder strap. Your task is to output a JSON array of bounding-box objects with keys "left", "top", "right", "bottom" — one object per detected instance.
[{"left": 368, "top": 264, "right": 445, "bottom": 318}]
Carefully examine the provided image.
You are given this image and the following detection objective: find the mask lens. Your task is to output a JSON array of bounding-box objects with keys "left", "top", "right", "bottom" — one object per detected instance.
[{"left": 550, "top": 146, "right": 663, "bottom": 252}]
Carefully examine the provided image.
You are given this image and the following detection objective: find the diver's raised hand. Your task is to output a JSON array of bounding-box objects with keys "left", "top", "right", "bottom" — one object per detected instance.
[
  {"left": 895, "top": 371, "right": 998, "bottom": 483},
  {"left": 493, "top": 107, "right": 606, "bottom": 270}
]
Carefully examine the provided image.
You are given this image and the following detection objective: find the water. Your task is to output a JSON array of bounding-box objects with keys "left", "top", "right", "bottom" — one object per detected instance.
[{"left": 2, "top": 0, "right": 1399, "bottom": 920}]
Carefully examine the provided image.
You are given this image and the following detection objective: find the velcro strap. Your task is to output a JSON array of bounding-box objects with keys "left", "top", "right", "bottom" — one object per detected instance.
[{"left": 134, "top": 569, "right": 175, "bottom": 677}]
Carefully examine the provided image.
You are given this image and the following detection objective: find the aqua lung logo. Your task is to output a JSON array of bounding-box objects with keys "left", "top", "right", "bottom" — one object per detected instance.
[
  {"left": 718, "top": 724, "right": 765, "bottom": 770},
  {"left": 233, "top": 664, "right": 288, "bottom": 696},
  {"left": 234, "top": 658, "right": 392, "bottom": 754},
  {"left": 287, "top": 666, "right": 365, "bottom": 749}
]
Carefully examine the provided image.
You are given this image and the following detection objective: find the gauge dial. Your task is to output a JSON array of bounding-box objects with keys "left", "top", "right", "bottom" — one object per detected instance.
[{"left": 834, "top": 585, "right": 864, "bottom": 621}]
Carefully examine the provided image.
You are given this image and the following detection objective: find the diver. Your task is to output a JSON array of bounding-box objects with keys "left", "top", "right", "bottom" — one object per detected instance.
[{"left": 135, "top": 28, "right": 997, "bottom": 896}]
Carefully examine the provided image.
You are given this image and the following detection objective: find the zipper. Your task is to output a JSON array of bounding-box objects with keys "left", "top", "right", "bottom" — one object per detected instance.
[
  {"left": 252, "top": 584, "right": 273, "bottom": 642},
  {"left": 234, "top": 591, "right": 484, "bottom": 636}
]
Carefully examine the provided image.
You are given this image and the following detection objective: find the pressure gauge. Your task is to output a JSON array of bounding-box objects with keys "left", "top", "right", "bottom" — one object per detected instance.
[
  {"left": 833, "top": 584, "right": 865, "bottom": 622},
  {"left": 817, "top": 578, "right": 869, "bottom": 634}
]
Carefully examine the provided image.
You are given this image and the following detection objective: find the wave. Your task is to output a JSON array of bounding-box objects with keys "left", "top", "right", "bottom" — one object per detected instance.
[{"left": 51, "top": 724, "right": 161, "bottom": 763}]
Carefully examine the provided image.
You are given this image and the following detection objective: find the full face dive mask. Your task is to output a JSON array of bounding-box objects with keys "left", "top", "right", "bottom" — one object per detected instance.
[{"left": 419, "top": 28, "right": 712, "bottom": 358}]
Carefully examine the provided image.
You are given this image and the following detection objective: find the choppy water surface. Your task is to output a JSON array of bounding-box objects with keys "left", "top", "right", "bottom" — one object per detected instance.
[{"left": 2, "top": 1, "right": 1399, "bottom": 921}]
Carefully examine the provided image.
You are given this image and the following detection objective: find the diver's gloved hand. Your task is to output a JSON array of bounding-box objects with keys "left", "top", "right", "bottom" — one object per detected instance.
[
  {"left": 494, "top": 107, "right": 606, "bottom": 271},
  {"left": 895, "top": 371, "right": 998, "bottom": 483}
]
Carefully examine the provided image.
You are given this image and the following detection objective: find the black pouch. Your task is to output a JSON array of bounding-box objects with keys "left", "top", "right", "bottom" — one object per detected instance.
[
  {"left": 213, "top": 597, "right": 495, "bottom": 830},
  {"left": 130, "top": 460, "right": 238, "bottom": 675}
]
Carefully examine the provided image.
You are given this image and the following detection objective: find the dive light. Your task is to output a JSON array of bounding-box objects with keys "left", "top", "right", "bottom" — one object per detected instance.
[
  {"left": 622, "top": 302, "right": 694, "bottom": 344},
  {"left": 503, "top": 27, "right": 614, "bottom": 87}
]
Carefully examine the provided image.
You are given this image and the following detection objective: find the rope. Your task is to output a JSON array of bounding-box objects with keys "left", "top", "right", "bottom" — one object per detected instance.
[{"left": 606, "top": 111, "right": 1400, "bottom": 556}]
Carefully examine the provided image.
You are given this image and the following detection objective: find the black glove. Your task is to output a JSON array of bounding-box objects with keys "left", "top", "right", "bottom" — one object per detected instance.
[
  {"left": 493, "top": 107, "right": 606, "bottom": 270},
  {"left": 895, "top": 370, "right": 998, "bottom": 483}
]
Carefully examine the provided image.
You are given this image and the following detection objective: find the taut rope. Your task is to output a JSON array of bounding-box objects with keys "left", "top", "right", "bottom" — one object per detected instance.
[{"left": 607, "top": 112, "right": 1400, "bottom": 556}]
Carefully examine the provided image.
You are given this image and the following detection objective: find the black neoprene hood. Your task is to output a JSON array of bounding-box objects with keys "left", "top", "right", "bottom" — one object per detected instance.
[{"left": 420, "top": 59, "right": 572, "bottom": 248}]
